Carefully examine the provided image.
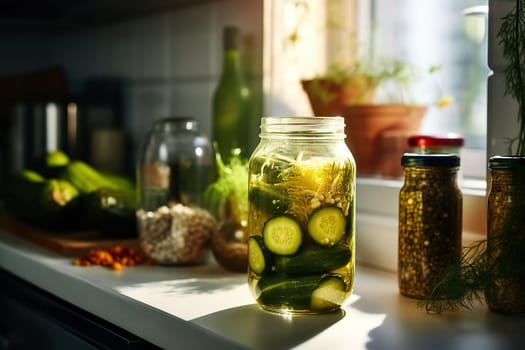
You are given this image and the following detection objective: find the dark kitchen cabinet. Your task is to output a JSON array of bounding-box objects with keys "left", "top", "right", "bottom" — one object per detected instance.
[
  {"left": 0, "top": 268, "right": 159, "bottom": 350},
  {"left": 0, "top": 0, "right": 218, "bottom": 30}
]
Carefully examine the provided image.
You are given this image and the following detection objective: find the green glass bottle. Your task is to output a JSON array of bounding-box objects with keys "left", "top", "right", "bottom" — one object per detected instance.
[{"left": 212, "top": 26, "right": 253, "bottom": 161}]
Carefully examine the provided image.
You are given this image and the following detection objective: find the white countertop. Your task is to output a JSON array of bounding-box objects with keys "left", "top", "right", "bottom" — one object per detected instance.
[{"left": 0, "top": 229, "right": 524, "bottom": 350}]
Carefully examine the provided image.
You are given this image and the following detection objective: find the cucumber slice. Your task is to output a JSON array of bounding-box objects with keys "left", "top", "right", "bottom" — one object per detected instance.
[
  {"left": 275, "top": 244, "right": 351, "bottom": 274},
  {"left": 310, "top": 275, "right": 348, "bottom": 311},
  {"left": 248, "top": 236, "right": 272, "bottom": 275},
  {"left": 262, "top": 216, "right": 303, "bottom": 255},
  {"left": 307, "top": 207, "right": 346, "bottom": 247}
]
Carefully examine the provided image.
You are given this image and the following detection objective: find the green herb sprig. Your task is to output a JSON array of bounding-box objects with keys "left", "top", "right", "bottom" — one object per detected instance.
[
  {"left": 499, "top": 0, "right": 525, "bottom": 155},
  {"left": 202, "top": 147, "right": 249, "bottom": 223},
  {"left": 418, "top": 0, "right": 525, "bottom": 315}
]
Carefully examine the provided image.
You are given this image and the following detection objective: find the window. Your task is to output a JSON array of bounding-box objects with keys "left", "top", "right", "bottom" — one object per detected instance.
[
  {"left": 264, "top": 0, "right": 489, "bottom": 271},
  {"left": 265, "top": 0, "right": 488, "bottom": 181},
  {"left": 370, "top": 0, "right": 489, "bottom": 180}
]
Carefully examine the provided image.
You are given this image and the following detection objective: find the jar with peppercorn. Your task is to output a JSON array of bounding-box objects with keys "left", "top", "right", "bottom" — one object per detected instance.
[
  {"left": 486, "top": 156, "right": 525, "bottom": 315},
  {"left": 398, "top": 153, "right": 462, "bottom": 299}
]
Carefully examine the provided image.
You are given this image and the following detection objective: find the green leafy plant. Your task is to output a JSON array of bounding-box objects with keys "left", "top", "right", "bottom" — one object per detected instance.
[{"left": 202, "top": 147, "right": 248, "bottom": 225}]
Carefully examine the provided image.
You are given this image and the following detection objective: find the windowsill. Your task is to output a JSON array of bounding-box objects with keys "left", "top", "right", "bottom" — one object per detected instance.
[{"left": 355, "top": 176, "right": 487, "bottom": 272}]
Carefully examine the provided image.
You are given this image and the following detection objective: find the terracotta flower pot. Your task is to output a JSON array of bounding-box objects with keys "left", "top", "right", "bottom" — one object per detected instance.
[
  {"left": 341, "top": 104, "right": 427, "bottom": 176},
  {"left": 301, "top": 77, "right": 377, "bottom": 116}
]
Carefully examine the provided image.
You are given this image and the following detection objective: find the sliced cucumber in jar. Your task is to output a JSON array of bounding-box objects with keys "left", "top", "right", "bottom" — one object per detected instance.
[
  {"left": 275, "top": 244, "right": 351, "bottom": 274},
  {"left": 310, "top": 275, "right": 348, "bottom": 311},
  {"left": 307, "top": 206, "right": 346, "bottom": 247},
  {"left": 248, "top": 236, "right": 273, "bottom": 275},
  {"left": 262, "top": 216, "right": 303, "bottom": 255}
]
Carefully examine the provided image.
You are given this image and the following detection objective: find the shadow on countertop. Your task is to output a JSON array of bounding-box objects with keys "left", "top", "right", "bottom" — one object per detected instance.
[{"left": 193, "top": 304, "right": 345, "bottom": 350}]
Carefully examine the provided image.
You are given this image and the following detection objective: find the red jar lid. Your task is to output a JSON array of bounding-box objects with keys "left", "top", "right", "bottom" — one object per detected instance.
[{"left": 408, "top": 135, "right": 464, "bottom": 148}]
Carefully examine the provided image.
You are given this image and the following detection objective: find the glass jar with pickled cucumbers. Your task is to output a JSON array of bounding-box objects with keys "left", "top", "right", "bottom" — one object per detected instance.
[{"left": 247, "top": 116, "right": 356, "bottom": 314}]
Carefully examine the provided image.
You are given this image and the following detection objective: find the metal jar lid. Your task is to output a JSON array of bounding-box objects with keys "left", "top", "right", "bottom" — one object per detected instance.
[
  {"left": 488, "top": 155, "right": 525, "bottom": 169},
  {"left": 401, "top": 153, "right": 460, "bottom": 167}
]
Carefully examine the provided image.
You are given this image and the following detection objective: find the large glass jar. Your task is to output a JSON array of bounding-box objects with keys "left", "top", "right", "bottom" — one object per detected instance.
[
  {"left": 486, "top": 156, "right": 525, "bottom": 316},
  {"left": 398, "top": 153, "right": 462, "bottom": 299},
  {"left": 136, "top": 117, "right": 217, "bottom": 265},
  {"left": 248, "top": 116, "right": 356, "bottom": 314}
]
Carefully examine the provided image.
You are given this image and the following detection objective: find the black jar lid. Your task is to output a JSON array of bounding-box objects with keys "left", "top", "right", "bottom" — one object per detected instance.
[
  {"left": 489, "top": 155, "right": 525, "bottom": 169},
  {"left": 401, "top": 153, "right": 460, "bottom": 167}
]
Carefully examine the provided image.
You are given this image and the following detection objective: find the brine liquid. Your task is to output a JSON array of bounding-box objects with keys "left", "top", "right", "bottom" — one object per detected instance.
[{"left": 248, "top": 153, "right": 355, "bottom": 314}]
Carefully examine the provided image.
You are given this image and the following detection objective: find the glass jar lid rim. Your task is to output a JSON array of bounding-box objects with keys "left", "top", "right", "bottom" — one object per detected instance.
[
  {"left": 155, "top": 116, "right": 196, "bottom": 124},
  {"left": 153, "top": 117, "right": 198, "bottom": 131},
  {"left": 401, "top": 153, "right": 460, "bottom": 167},
  {"left": 260, "top": 116, "right": 345, "bottom": 137}
]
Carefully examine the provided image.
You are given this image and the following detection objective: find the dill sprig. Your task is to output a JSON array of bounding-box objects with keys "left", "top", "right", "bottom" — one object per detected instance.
[
  {"left": 498, "top": 0, "right": 525, "bottom": 155},
  {"left": 418, "top": 223, "right": 525, "bottom": 314},
  {"left": 418, "top": 239, "right": 488, "bottom": 313},
  {"left": 419, "top": 0, "right": 525, "bottom": 315}
]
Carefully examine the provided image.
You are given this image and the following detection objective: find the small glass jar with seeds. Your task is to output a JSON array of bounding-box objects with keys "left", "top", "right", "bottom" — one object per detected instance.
[
  {"left": 136, "top": 117, "right": 217, "bottom": 265},
  {"left": 486, "top": 156, "right": 525, "bottom": 316},
  {"left": 398, "top": 153, "right": 462, "bottom": 299}
]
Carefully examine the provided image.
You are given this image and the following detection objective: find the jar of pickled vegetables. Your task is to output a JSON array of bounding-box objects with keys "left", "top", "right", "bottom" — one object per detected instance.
[
  {"left": 398, "top": 153, "right": 462, "bottom": 299},
  {"left": 247, "top": 116, "right": 356, "bottom": 314}
]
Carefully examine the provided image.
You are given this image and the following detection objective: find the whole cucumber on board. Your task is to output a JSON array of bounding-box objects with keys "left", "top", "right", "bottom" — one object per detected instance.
[
  {"left": 59, "top": 160, "right": 120, "bottom": 194},
  {"left": 81, "top": 188, "right": 137, "bottom": 238},
  {"left": 5, "top": 170, "right": 80, "bottom": 231},
  {"left": 59, "top": 160, "right": 137, "bottom": 236},
  {"left": 32, "top": 150, "right": 71, "bottom": 178}
]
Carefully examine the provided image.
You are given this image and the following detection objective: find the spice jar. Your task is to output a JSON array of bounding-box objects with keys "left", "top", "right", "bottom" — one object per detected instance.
[
  {"left": 136, "top": 117, "right": 217, "bottom": 265},
  {"left": 398, "top": 153, "right": 462, "bottom": 299},
  {"left": 486, "top": 156, "right": 525, "bottom": 316},
  {"left": 248, "top": 116, "right": 356, "bottom": 314}
]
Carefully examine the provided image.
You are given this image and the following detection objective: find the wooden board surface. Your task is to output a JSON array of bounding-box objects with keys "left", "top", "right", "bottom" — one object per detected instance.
[{"left": 0, "top": 212, "right": 140, "bottom": 257}]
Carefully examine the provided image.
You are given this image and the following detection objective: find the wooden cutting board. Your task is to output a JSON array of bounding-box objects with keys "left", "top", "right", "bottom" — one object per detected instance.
[{"left": 0, "top": 212, "right": 140, "bottom": 257}]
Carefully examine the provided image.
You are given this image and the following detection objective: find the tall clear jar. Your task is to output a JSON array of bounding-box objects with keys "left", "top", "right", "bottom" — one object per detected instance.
[
  {"left": 248, "top": 116, "right": 356, "bottom": 314},
  {"left": 486, "top": 156, "right": 525, "bottom": 316},
  {"left": 136, "top": 117, "right": 217, "bottom": 265},
  {"left": 398, "top": 153, "right": 462, "bottom": 299}
]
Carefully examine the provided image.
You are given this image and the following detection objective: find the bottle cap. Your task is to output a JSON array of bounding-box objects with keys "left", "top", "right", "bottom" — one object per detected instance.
[
  {"left": 224, "top": 26, "right": 240, "bottom": 50},
  {"left": 408, "top": 135, "right": 464, "bottom": 148}
]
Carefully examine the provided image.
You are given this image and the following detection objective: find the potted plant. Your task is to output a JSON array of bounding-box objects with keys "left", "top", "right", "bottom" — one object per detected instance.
[
  {"left": 301, "top": 61, "right": 383, "bottom": 116},
  {"left": 303, "top": 56, "right": 449, "bottom": 176}
]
